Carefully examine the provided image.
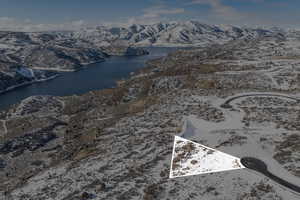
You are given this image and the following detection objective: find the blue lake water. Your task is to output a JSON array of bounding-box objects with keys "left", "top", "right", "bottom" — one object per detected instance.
[{"left": 0, "top": 47, "right": 179, "bottom": 110}]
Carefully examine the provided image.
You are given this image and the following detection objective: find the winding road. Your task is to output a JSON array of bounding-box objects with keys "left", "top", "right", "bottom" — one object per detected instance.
[
  {"left": 241, "top": 157, "right": 300, "bottom": 194},
  {"left": 221, "top": 93, "right": 300, "bottom": 109},
  {"left": 181, "top": 92, "right": 300, "bottom": 194},
  {"left": 220, "top": 92, "right": 300, "bottom": 194}
]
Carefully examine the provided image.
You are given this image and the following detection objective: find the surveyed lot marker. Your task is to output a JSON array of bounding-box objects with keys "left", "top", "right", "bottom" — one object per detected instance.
[{"left": 170, "top": 136, "right": 245, "bottom": 178}]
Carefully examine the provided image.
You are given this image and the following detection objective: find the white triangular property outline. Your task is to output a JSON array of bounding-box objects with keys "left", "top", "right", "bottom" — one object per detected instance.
[{"left": 170, "top": 136, "right": 245, "bottom": 178}]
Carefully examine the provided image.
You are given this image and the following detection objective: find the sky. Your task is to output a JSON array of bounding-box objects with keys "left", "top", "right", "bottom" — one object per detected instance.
[{"left": 0, "top": 0, "right": 300, "bottom": 31}]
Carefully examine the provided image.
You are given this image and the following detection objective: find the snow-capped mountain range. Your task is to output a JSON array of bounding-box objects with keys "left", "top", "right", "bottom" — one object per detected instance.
[{"left": 69, "top": 21, "right": 289, "bottom": 47}]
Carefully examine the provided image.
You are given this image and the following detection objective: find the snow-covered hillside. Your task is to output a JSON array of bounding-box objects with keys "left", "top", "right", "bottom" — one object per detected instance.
[
  {"left": 0, "top": 30, "right": 148, "bottom": 93},
  {"left": 70, "top": 21, "right": 284, "bottom": 47}
]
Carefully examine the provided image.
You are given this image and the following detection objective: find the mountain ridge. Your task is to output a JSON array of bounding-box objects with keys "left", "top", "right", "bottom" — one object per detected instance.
[{"left": 69, "top": 21, "right": 286, "bottom": 47}]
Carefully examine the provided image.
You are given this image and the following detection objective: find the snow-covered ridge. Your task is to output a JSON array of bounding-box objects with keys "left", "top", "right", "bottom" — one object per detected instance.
[{"left": 70, "top": 21, "right": 288, "bottom": 47}]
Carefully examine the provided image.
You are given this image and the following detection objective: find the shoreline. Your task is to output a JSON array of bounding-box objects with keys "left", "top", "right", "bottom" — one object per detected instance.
[
  {"left": 0, "top": 74, "right": 60, "bottom": 95},
  {"left": 0, "top": 59, "right": 107, "bottom": 95},
  {"left": 0, "top": 50, "right": 153, "bottom": 96},
  {"left": 31, "top": 59, "right": 106, "bottom": 72},
  {"left": 0, "top": 46, "right": 170, "bottom": 98},
  {"left": 0, "top": 47, "right": 176, "bottom": 110}
]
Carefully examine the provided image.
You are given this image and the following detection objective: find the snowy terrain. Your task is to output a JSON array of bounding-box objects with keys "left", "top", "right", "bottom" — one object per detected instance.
[
  {"left": 170, "top": 136, "right": 244, "bottom": 178},
  {"left": 1, "top": 23, "right": 300, "bottom": 199},
  {"left": 70, "top": 21, "right": 282, "bottom": 47}
]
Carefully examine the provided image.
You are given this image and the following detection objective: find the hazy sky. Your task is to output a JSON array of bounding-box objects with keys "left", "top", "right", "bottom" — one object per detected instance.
[{"left": 0, "top": 0, "right": 299, "bottom": 31}]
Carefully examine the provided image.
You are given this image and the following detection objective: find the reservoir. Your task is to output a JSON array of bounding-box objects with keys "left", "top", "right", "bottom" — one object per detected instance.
[{"left": 0, "top": 47, "right": 179, "bottom": 110}]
